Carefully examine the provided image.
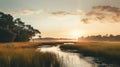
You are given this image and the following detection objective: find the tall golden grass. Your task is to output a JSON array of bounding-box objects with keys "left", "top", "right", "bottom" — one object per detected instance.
[
  {"left": 0, "top": 42, "right": 42, "bottom": 48},
  {"left": 0, "top": 42, "right": 60, "bottom": 67},
  {"left": 60, "top": 42, "right": 120, "bottom": 65}
]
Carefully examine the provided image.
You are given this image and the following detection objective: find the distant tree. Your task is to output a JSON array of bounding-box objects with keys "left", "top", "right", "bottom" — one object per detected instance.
[
  {"left": 109, "top": 34, "right": 114, "bottom": 41},
  {"left": 115, "top": 35, "right": 120, "bottom": 41},
  {"left": 79, "top": 34, "right": 120, "bottom": 41}
]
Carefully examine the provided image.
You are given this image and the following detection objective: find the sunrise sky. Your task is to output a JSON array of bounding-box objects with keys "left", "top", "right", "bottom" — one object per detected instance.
[{"left": 0, "top": 0, "right": 120, "bottom": 38}]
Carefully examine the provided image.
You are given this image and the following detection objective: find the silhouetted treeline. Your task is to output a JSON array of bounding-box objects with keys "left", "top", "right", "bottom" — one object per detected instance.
[
  {"left": 79, "top": 34, "right": 120, "bottom": 41},
  {"left": 0, "top": 12, "right": 41, "bottom": 42}
]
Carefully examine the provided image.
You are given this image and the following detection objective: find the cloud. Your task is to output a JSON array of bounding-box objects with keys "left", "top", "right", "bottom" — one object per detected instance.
[
  {"left": 3, "top": 9, "right": 84, "bottom": 17},
  {"left": 5, "top": 9, "right": 83, "bottom": 16},
  {"left": 4, "top": 9, "right": 44, "bottom": 16},
  {"left": 48, "top": 10, "right": 84, "bottom": 16},
  {"left": 3, "top": 6, "right": 120, "bottom": 24},
  {"left": 81, "top": 6, "right": 120, "bottom": 23}
]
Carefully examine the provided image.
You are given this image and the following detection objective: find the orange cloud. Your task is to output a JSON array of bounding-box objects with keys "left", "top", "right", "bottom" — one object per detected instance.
[{"left": 81, "top": 6, "right": 120, "bottom": 23}]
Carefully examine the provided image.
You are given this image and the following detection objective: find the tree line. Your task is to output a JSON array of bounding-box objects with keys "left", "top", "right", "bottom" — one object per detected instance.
[
  {"left": 0, "top": 12, "right": 41, "bottom": 42},
  {"left": 79, "top": 34, "right": 120, "bottom": 41}
]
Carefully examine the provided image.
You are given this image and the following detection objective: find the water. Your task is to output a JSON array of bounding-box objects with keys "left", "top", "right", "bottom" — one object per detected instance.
[{"left": 37, "top": 45, "right": 97, "bottom": 67}]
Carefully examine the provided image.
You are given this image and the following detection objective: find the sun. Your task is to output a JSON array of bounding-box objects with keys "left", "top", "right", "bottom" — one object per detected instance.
[{"left": 70, "top": 31, "right": 81, "bottom": 39}]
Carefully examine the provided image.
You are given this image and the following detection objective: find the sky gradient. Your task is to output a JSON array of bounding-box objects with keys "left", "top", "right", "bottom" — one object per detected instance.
[{"left": 0, "top": 0, "right": 120, "bottom": 38}]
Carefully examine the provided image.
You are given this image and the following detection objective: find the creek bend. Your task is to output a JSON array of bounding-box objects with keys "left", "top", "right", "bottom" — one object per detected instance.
[{"left": 36, "top": 44, "right": 97, "bottom": 67}]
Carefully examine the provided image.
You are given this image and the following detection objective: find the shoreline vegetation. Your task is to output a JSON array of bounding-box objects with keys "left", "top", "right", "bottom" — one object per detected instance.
[
  {"left": 0, "top": 42, "right": 120, "bottom": 67},
  {"left": 0, "top": 42, "right": 60, "bottom": 67},
  {"left": 60, "top": 42, "right": 120, "bottom": 66}
]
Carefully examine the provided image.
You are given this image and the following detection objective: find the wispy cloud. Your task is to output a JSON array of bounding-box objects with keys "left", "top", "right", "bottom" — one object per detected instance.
[
  {"left": 3, "top": 6, "right": 120, "bottom": 24},
  {"left": 4, "top": 9, "right": 44, "bottom": 16},
  {"left": 3, "top": 9, "right": 84, "bottom": 17},
  {"left": 48, "top": 10, "right": 84, "bottom": 16},
  {"left": 81, "top": 6, "right": 120, "bottom": 23}
]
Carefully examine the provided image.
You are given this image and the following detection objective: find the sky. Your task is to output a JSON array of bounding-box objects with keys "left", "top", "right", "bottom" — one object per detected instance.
[{"left": 0, "top": 0, "right": 120, "bottom": 38}]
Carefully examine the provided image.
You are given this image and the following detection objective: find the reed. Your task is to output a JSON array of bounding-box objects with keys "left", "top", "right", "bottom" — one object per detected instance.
[
  {"left": 60, "top": 42, "right": 120, "bottom": 65},
  {"left": 0, "top": 42, "right": 60, "bottom": 67}
]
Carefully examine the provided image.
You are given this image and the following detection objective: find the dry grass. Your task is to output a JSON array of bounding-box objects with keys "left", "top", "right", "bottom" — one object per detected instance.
[
  {"left": 60, "top": 42, "right": 120, "bottom": 65},
  {"left": 0, "top": 42, "right": 60, "bottom": 67},
  {"left": 0, "top": 42, "right": 42, "bottom": 48}
]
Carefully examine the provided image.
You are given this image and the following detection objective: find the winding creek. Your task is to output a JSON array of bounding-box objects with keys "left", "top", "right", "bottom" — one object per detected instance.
[{"left": 37, "top": 45, "right": 98, "bottom": 67}]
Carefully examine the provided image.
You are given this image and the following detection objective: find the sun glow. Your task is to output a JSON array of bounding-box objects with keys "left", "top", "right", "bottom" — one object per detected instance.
[{"left": 70, "top": 30, "right": 82, "bottom": 39}]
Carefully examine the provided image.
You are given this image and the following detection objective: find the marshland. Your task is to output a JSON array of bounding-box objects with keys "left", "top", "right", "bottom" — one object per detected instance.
[
  {"left": 0, "top": 42, "right": 60, "bottom": 67},
  {"left": 0, "top": 0, "right": 120, "bottom": 67},
  {"left": 0, "top": 42, "right": 120, "bottom": 67}
]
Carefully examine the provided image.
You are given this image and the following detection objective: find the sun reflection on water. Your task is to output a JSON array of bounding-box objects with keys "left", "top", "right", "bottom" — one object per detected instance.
[{"left": 37, "top": 45, "right": 97, "bottom": 67}]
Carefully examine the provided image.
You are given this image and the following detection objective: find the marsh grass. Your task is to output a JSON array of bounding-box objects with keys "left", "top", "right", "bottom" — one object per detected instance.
[
  {"left": 0, "top": 42, "right": 60, "bottom": 67},
  {"left": 60, "top": 42, "right": 120, "bottom": 65},
  {"left": 0, "top": 42, "right": 39, "bottom": 48}
]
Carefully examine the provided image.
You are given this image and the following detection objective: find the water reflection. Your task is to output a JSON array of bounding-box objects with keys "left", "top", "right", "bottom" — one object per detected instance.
[{"left": 37, "top": 45, "right": 97, "bottom": 67}]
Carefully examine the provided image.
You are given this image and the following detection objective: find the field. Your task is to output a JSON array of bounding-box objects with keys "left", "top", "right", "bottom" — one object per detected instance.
[
  {"left": 0, "top": 42, "right": 60, "bottom": 67},
  {"left": 0, "top": 42, "right": 120, "bottom": 67},
  {"left": 60, "top": 41, "right": 120, "bottom": 65}
]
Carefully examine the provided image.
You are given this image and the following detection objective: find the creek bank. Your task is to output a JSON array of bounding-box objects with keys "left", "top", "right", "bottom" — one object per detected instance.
[{"left": 60, "top": 44, "right": 120, "bottom": 67}]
